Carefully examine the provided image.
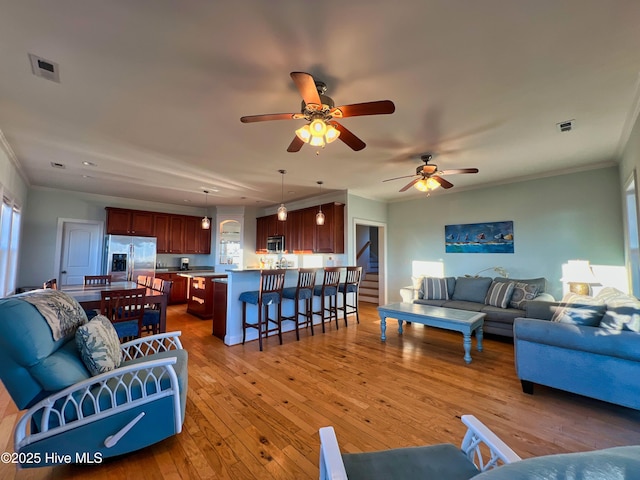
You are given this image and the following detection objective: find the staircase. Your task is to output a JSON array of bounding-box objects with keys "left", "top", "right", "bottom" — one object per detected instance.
[{"left": 359, "top": 272, "right": 379, "bottom": 304}]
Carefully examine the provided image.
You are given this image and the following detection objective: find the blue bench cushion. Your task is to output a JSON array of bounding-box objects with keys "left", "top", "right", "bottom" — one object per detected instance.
[
  {"left": 341, "top": 443, "right": 478, "bottom": 480},
  {"left": 339, "top": 284, "right": 358, "bottom": 294},
  {"left": 282, "top": 287, "right": 313, "bottom": 300},
  {"left": 314, "top": 285, "right": 337, "bottom": 297},
  {"left": 239, "top": 290, "right": 281, "bottom": 305}
]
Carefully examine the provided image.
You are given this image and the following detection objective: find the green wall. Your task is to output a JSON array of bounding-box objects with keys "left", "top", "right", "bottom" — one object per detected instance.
[{"left": 387, "top": 166, "right": 624, "bottom": 300}]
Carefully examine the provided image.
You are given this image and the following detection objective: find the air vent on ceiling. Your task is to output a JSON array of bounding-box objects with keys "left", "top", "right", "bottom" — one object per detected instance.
[
  {"left": 50, "top": 162, "right": 66, "bottom": 169},
  {"left": 28, "top": 53, "right": 60, "bottom": 83},
  {"left": 556, "top": 119, "right": 575, "bottom": 133}
]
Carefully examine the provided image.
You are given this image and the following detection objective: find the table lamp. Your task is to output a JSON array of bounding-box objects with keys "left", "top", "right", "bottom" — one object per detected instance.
[{"left": 561, "top": 260, "right": 599, "bottom": 295}]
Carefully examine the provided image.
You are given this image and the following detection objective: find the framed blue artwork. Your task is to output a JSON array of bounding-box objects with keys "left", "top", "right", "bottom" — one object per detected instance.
[{"left": 445, "top": 221, "right": 514, "bottom": 253}]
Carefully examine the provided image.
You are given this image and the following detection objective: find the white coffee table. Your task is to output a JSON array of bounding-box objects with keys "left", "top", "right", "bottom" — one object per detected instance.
[{"left": 378, "top": 302, "right": 485, "bottom": 363}]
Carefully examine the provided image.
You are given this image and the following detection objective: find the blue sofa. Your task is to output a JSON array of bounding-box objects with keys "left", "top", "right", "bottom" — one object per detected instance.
[
  {"left": 401, "top": 276, "right": 553, "bottom": 337},
  {"left": 514, "top": 288, "right": 640, "bottom": 410}
]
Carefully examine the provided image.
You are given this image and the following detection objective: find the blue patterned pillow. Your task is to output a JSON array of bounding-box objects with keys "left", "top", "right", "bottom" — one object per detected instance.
[{"left": 75, "top": 315, "right": 122, "bottom": 376}]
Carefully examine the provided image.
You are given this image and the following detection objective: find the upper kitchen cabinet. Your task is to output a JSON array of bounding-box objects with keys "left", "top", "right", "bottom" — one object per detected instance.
[
  {"left": 154, "top": 214, "right": 170, "bottom": 254},
  {"left": 168, "top": 215, "right": 185, "bottom": 254},
  {"left": 105, "top": 208, "right": 154, "bottom": 236},
  {"left": 254, "top": 202, "right": 344, "bottom": 254},
  {"left": 314, "top": 203, "right": 344, "bottom": 253},
  {"left": 184, "top": 216, "right": 212, "bottom": 254}
]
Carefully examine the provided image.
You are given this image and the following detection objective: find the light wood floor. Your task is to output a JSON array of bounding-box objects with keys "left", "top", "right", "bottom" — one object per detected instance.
[{"left": 1, "top": 303, "right": 639, "bottom": 479}]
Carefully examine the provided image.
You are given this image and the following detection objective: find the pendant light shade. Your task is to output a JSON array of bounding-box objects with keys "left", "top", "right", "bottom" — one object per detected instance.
[
  {"left": 316, "top": 181, "right": 325, "bottom": 225},
  {"left": 277, "top": 169, "right": 287, "bottom": 221},
  {"left": 201, "top": 190, "right": 211, "bottom": 229},
  {"left": 295, "top": 119, "right": 340, "bottom": 149}
]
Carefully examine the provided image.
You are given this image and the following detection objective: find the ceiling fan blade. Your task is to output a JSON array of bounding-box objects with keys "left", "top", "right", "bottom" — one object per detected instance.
[
  {"left": 433, "top": 176, "right": 454, "bottom": 189},
  {"left": 334, "top": 100, "right": 396, "bottom": 118},
  {"left": 240, "top": 113, "right": 298, "bottom": 123},
  {"left": 382, "top": 174, "right": 417, "bottom": 182},
  {"left": 287, "top": 136, "right": 305, "bottom": 153},
  {"left": 330, "top": 121, "right": 366, "bottom": 151},
  {"left": 399, "top": 178, "right": 420, "bottom": 192},
  {"left": 291, "top": 71, "right": 322, "bottom": 106},
  {"left": 438, "top": 168, "right": 479, "bottom": 175}
]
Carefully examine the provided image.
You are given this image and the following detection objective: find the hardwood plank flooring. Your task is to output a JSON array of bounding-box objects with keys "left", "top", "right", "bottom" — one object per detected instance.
[{"left": 1, "top": 303, "right": 639, "bottom": 479}]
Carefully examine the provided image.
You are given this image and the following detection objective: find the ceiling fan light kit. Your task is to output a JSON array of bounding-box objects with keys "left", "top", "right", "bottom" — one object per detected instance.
[
  {"left": 241, "top": 72, "right": 394, "bottom": 152},
  {"left": 383, "top": 153, "right": 479, "bottom": 195}
]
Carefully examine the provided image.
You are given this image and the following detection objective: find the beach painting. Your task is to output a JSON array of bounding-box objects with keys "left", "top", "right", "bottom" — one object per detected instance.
[{"left": 445, "top": 221, "right": 514, "bottom": 253}]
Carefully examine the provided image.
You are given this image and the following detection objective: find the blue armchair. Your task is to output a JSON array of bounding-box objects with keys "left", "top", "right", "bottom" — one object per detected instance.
[{"left": 0, "top": 289, "right": 187, "bottom": 468}]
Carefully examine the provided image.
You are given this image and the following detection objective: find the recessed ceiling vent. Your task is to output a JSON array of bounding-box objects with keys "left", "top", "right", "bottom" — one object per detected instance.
[
  {"left": 556, "top": 119, "right": 575, "bottom": 133},
  {"left": 28, "top": 53, "right": 60, "bottom": 83},
  {"left": 50, "top": 162, "right": 65, "bottom": 169}
]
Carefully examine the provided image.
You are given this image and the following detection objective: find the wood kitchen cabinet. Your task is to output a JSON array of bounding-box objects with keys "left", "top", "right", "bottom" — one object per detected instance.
[
  {"left": 154, "top": 214, "right": 170, "bottom": 253},
  {"left": 155, "top": 272, "right": 188, "bottom": 304},
  {"left": 315, "top": 203, "right": 344, "bottom": 253},
  {"left": 212, "top": 279, "right": 228, "bottom": 340},
  {"left": 255, "top": 202, "right": 344, "bottom": 253},
  {"left": 168, "top": 215, "right": 185, "bottom": 254},
  {"left": 184, "top": 216, "right": 200, "bottom": 254},
  {"left": 106, "top": 208, "right": 154, "bottom": 236},
  {"left": 186, "top": 276, "right": 213, "bottom": 319}
]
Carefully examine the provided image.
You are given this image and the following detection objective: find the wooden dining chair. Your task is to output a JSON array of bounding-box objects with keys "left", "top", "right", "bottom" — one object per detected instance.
[
  {"left": 85, "top": 275, "right": 112, "bottom": 286},
  {"left": 136, "top": 275, "right": 149, "bottom": 287},
  {"left": 142, "top": 280, "right": 172, "bottom": 335},
  {"left": 151, "top": 277, "right": 163, "bottom": 291},
  {"left": 100, "top": 287, "right": 146, "bottom": 341}
]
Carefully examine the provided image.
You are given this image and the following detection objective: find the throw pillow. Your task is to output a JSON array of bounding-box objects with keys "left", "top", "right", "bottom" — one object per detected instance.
[
  {"left": 75, "top": 315, "right": 122, "bottom": 376},
  {"left": 422, "top": 277, "right": 449, "bottom": 300},
  {"left": 553, "top": 304, "right": 607, "bottom": 327},
  {"left": 411, "top": 276, "right": 425, "bottom": 300},
  {"left": 452, "top": 276, "right": 493, "bottom": 303},
  {"left": 484, "top": 281, "right": 515, "bottom": 309},
  {"left": 509, "top": 282, "right": 539, "bottom": 309}
]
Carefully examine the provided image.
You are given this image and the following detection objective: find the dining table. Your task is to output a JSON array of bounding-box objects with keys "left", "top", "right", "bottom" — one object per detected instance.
[{"left": 60, "top": 281, "right": 169, "bottom": 333}]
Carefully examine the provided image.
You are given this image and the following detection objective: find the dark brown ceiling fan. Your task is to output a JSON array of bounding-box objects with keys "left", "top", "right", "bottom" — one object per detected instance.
[
  {"left": 240, "top": 72, "right": 395, "bottom": 152},
  {"left": 383, "top": 154, "right": 479, "bottom": 193}
]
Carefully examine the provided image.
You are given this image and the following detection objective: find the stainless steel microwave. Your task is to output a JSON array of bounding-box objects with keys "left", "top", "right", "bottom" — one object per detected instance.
[{"left": 266, "top": 235, "right": 285, "bottom": 253}]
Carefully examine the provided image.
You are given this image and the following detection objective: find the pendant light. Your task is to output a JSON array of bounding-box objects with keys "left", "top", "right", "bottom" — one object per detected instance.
[
  {"left": 277, "top": 169, "right": 287, "bottom": 221},
  {"left": 201, "top": 190, "right": 211, "bottom": 229},
  {"left": 316, "top": 181, "right": 325, "bottom": 225}
]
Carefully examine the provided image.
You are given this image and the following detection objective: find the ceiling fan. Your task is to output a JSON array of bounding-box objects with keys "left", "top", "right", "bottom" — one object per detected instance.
[
  {"left": 240, "top": 72, "right": 395, "bottom": 152},
  {"left": 383, "top": 154, "right": 479, "bottom": 193}
]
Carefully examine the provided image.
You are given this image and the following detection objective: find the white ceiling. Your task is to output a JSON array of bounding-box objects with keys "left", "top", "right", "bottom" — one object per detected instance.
[{"left": 1, "top": 1, "right": 640, "bottom": 209}]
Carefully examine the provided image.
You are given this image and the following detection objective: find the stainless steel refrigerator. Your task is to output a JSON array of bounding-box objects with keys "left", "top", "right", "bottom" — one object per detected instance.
[{"left": 104, "top": 235, "right": 157, "bottom": 282}]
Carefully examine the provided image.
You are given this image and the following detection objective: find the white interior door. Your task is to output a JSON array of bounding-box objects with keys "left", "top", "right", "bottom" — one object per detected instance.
[{"left": 59, "top": 221, "right": 102, "bottom": 286}]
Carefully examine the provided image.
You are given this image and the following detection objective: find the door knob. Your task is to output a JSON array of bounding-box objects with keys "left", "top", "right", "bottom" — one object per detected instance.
[{"left": 61, "top": 270, "right": 68, "bottom": 274}]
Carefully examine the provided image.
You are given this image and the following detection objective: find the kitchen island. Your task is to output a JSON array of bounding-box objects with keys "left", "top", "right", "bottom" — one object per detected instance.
[
  {"left": 178, "top": 272, "right": 228, "bottom": 319},
  {"left": 223, "top": 268, "right": 331, "bottom": 346}
]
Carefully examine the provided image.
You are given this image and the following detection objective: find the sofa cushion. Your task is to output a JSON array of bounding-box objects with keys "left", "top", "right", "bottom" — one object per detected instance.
[
  {"left": 509, "top": 282, "right": 539, "bottom": 309},
  {"left": 75, "top": 315, "right": 122, "bottom": 376},
  {"left": 514, "top": 318, "right": 640, "bottom": 362},
  {"left": 480, "top": 305, "right": 524, "bottom": 324},
  {"left": 442, "top": 300, "right": 486, "bottom": 312},
  {"left": 423, "top": 277, "right": 449, "bottom": 300},
  {"left": 550, "top": 293, "right": 603, "bottom": 322},
  {"left": 484, "top": 281, "right": 515, "bottom": 308},
  {"left": 472, "top": 445, "right": 640, "bottom": 480},
  {"left": 452, "top": 277, "right": 492, "bottom": 303},
  {"left": 341, "top": 443, "right": 479, "bottom": 480}
]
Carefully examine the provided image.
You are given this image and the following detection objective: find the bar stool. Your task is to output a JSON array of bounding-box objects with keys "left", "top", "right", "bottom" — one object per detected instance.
[
  {"left": 282, "top": 268, "right": 317, "bottom": 340},
  {"left": 338, "top": 266, "right": 362, "bottom": 326},
  {"left": 239, "top": 269, "right": 286, "bottom": 351},
  {"left": 312, "top": 267, "right": 342, "bottom": 332}
]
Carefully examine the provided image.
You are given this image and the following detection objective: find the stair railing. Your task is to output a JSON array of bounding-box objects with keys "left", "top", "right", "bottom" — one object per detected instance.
[{"left": 356, "top": 240, "right": 372, "bottom": 261}]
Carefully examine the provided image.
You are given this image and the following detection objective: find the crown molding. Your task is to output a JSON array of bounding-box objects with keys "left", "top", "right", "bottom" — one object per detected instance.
[{"left": 0, "top": 128, "right": 30, "bottom": 187}]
